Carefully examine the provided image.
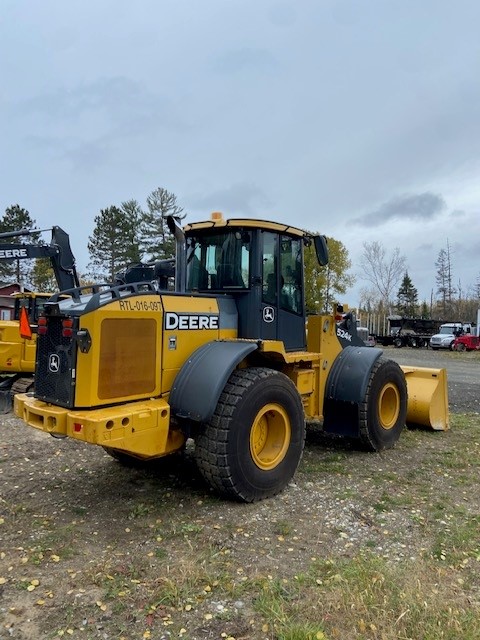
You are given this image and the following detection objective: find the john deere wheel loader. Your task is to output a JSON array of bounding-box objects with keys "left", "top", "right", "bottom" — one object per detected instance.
[
  {"left": 14, "top": 213, "right": 448, "bottom": 502},
  {"left": 0, "top": 226, "right": 79, "bottom": 411}
]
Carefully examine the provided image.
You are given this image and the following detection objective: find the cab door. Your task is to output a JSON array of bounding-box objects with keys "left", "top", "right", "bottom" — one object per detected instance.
[{"left": 260, "top": 232, "right": 306, "bottom": 351}]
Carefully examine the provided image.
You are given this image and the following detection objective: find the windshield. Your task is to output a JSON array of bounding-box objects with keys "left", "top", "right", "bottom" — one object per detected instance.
[
  {"left": 439, "top": 326, "right": 456, "bottom": 334},
  {"left": 185, "top": 230, "right": 250, "bottom": 291}
]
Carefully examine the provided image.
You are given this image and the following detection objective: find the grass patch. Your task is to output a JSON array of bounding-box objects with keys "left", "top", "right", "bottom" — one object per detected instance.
[{"left": 297, "top": 552, "right": 480, "bottom": 639}]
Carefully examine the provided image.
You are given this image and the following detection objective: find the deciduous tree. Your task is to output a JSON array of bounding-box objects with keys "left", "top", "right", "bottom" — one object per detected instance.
[
  {"left": 31, "top": 259, "right": 58, "bottom": 292},
  {"left": 435, "top": 240, "right": 456, "bottom": 317},
  {"left": 304, "top": 235, "right": 354, "bottom": 313},
  {"left": 360, "top": 241, "right": 406, "bottom": 311}
]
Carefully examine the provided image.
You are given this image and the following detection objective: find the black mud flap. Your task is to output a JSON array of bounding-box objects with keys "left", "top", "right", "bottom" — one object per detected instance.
[
  {"left": 323, "top": 345, "right": 382, "bottom": 438},
  {"left": 169, "top": 340, "right": 258, "bottom": 422}
]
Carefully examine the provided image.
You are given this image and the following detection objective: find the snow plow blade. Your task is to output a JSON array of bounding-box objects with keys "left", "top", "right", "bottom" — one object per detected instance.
[{"left": 401, "top": 366, "right": 449, "bottom": 431}]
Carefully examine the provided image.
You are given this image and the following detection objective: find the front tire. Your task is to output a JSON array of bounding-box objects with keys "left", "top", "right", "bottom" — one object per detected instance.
[
  {"left": 194, "top": 367, "right": 305, "bottom": 502},
  {"left": 359, "top": 358, "right": 407, "bottom": 451}
]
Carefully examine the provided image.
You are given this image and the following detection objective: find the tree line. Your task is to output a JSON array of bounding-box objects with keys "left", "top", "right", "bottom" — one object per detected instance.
[
  {"left": 359, "top": 240, "right": 480, "bottom": 323},
  {"left": 0, "top": 188, "right": 184, "bottom": 291},
  {"left": 1, "top": 192, "right": 478, "bottom": 322}
]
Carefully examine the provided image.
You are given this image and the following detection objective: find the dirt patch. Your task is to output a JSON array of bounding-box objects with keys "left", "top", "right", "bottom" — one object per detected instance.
[{"left": 1, "top": 350, "right": 479, "bottom": 639}]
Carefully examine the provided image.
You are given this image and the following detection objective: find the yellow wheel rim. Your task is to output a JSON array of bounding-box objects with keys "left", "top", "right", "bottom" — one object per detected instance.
[
  {"left": 249, "top": 403, "right": 291, "bottom": 470},
  {"left": 378, "top": 383, "right": 400, "bottom": 430}
]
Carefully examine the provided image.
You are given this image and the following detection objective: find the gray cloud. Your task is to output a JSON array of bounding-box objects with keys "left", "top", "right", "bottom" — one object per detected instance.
[
  {"left": 13, "top": 77, "right": 185, "bottom": 133},
  {"left": 352, "top": 192, "right": 446, "bottom": 226},
  {"left": 416, "top": 242, "right": 434, "bottom": 252},
  {"left": 186, "top": 182, "right": 272, "bottom": 216},
  {"left": 13, "top": 77, "right": 191, "bottom": 174}
]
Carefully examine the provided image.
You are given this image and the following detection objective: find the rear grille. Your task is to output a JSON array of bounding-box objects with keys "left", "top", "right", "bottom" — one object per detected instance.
[{"left": 35, "top": 317, "right": 77, "bottom": 407}]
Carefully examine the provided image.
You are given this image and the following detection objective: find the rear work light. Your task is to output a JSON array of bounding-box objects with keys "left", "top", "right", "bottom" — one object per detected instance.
[
  {"left": 62, "top": 318, "right": 74, "bottom": 338},
  {"left": 37, "top": 316, "right": 47, "bottom": 336}
]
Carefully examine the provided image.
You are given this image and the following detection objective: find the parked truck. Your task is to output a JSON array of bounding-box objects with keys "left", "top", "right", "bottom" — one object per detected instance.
[
  {"left": 452, "top": 315, "right": 480, "bottom": 351},
  {"left": 453, "top": 334, "right": 480, "bottom": 351},
  {"left": 374, "top": 316, "right": 442, "bottom": 348},
  {"left": 14, "top": 213, "right": 448, "bottom": 502},
  {"left": 429, "top": 322, "right": 473, "bottom": 350}
]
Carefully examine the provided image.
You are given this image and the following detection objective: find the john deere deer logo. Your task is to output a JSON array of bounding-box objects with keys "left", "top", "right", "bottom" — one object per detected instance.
[
  {"left": 48, "top": 354, "right": 60, "bottom": 373},
  {"left": 263, "top": 307, "right": 275, "bottom": 323}
]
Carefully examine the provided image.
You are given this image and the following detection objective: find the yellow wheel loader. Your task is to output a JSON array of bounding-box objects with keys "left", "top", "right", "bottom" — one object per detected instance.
[
  {"left": 14, "top": 214, "right": 448, "bottom": 502},
  {"left": 0, "top": 226, "right": 79, "bottom": 411},
  {"left": 0, "top": 292, "right": 57, "bottom": 411}
]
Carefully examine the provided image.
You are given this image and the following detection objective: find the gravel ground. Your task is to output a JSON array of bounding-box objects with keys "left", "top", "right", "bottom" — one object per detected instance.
[
  {"left": 383, "top": 345, "right": 479, "bottom": 413},
  {"left": 0, "top": 347, "right": 479, "bottom": 639}
]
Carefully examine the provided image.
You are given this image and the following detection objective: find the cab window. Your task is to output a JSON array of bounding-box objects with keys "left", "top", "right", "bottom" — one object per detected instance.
[
  {"left": 280, "top": 236, "right": 303, "bottom": 314},
  {"left": 186, "top": 231, "right": 250, "bottom": 291}
]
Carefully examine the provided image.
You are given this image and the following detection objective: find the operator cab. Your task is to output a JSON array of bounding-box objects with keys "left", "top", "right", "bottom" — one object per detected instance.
[
  {"left": 182, "top": 214, "right": 328, "bottom": 351},
  {"left": 13, "top": 292, "right": 54, "bottom": 323}
]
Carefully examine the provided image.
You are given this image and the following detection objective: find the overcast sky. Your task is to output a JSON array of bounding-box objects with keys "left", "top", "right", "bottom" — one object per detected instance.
[{"left": 1, "top": 0, "right": 479, "bottom": 306}]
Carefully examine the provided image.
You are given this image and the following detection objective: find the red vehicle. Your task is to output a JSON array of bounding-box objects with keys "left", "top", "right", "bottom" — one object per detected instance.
[{"left": 453, "top": 335, "right": 480, "bottom": 351}]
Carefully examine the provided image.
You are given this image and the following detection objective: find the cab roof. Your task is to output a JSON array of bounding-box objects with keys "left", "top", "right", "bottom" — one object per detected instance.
[{"left": 184, "top": 213, "right": 310, "bottom": 240}]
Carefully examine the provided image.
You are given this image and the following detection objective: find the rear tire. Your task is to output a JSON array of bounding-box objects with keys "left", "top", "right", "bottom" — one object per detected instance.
[
  {"left": 194, "top": 367, "right": 305, "bottom": 502},
  {"left": 359, "top": 358, "right": 407, "bottom": 451}
]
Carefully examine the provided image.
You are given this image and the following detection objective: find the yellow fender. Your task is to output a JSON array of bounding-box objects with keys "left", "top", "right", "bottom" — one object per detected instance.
[{"left": 401, "top": 366, "right": 449, "bottom": 431}]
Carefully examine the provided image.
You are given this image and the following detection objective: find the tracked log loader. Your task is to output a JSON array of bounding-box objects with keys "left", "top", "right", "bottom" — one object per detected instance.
[
  {"left": 14, "top": 213, "right": 448, "bottom": 502},
  {"left": 0, "top": 226, "right": 79, "bottom": 411}
]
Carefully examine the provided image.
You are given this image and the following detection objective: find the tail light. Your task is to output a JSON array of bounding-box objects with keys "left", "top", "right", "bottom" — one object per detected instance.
[
  {"left": 37, "top": 316, "right": 47, "bottom": 336},
  {"left": 62, "top": 318, "right": 74, "bottom": 338}
]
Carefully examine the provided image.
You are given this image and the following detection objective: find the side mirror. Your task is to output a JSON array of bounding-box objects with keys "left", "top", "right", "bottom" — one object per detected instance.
[{"left": 313, "top": 235, "right": 328, "bottom": 266}]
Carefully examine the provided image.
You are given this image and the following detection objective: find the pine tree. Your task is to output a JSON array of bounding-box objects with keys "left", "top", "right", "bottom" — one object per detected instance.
[
  {"left": 396, "top": 272, "right": 418, "bottom": 317},
  {"left": 87, "top": 205, "right": 142, "bottom": 281},
  {"left": 0, "top": 204, "right": 40, "bottom": 287},
  {"left": 140, "top": 188, "right": 185, "bottom": 260},
  {"left": 120, "top": 199, "right": 144, "bottom": 264},
  {"left": 420, "top": 300, "right": 430, "bottom": 319}
]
